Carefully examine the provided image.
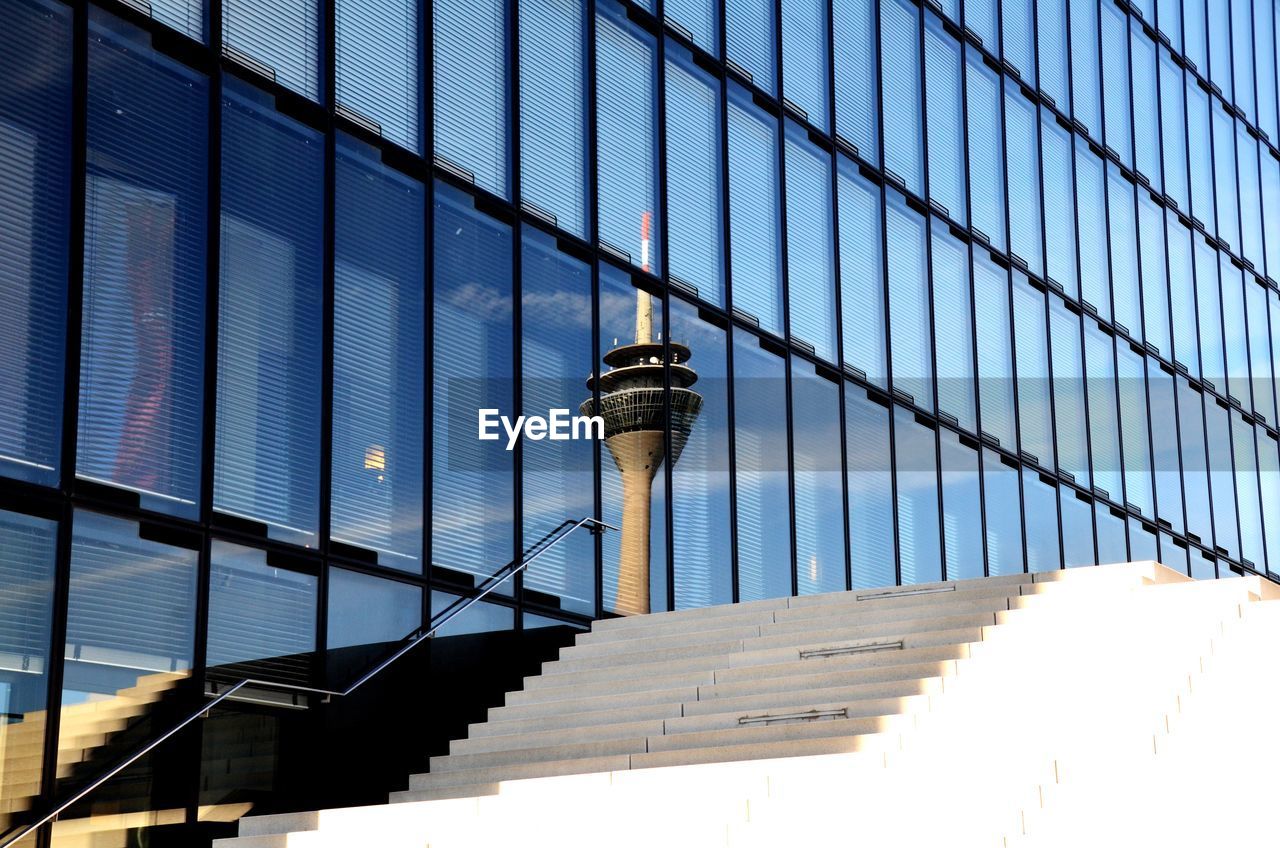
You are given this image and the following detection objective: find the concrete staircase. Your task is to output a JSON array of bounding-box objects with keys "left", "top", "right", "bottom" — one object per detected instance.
[
  {"left": 0, "top": 671, "right": 185, "bottom": 828},
  {"left": 214, "top": 562, "right": 1280, "bottom": 847}
]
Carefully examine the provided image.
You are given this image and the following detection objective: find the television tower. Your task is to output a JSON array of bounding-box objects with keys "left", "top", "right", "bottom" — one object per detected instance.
[{"left": 581, "top": 213, "right": 702, "bottom": 614}]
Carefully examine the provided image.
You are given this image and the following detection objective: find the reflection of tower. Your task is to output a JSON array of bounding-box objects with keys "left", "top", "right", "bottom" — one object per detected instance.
[{"left": 581, "top": 213, "right": 702, "bottom": 615}]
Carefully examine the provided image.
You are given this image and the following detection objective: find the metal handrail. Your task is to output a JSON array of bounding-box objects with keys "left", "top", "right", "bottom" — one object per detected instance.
[{"left": 0, "top": 516, "right": 615, "bottom": 848}]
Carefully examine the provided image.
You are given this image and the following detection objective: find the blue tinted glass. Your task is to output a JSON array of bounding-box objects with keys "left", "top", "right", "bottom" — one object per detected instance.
[
  {"left": 327, "top": 569, "right": 421, "bottom": 650},
  {"left": 1096, "top": 501, "right": 1128, "bottom": 563},
  {"left": 1061, "top": 488, "right": 1096, "bottom": 567},
  {"left": 1076, "top": 140, "right": 1111, "bottom": 319},
  {"left": 838, "top": 160, "right": 888, "bottom": 386},
  {"left": 666, "top": 43, "right": 725, "bottom": 305},
  {"left": 734, "top": 334, "right": 792, "bottom": 600},
  {"left": 784, "top": 122, "right": 838, "bottom": 363},
  {"left": 1246, "top": 281, "right": 1275, "bottom": 424},
  {"left": 1147, "top": 358, "right": 1185, "bottom": 531},
  {"left": 726, "top": 0, "right": 777, "bottom": 94},
  {"left": 434, "top": 0, "right": 508, "bottom": 196},
  {"left": 967, "top": 50, "right": 1006, "bottom": 251},
  {"left": 939, "top": 429, "right": 984, "bottom": 579},
  {"left": 1206, "top": 0, "right": 1233, "bottom": 102},
  {"left": 670, "top": 301, "right": 733, "bottom": 609},
  {"left": 983, "top": 449, "right": 1024, "bottom": 575},
  {"left": 1178, "top": 376, "right": 1213, "bottom": 546},
  {"left": 1085, "top": 320, "right": 1124, "bottom": 500},
  {"left": 1129, "top": 516, "right": 1158, "bottom": 561},
  {"left": 1138, "top": 191, "right": 1170, "bottom": 356},
  {"left": 1257, "top": 431, "right": 1280, "bottom": 575},
  {"left": 782, "top": 0, "right": 830, "bottom": 130},
  {"left": 965, "top": 0, "right": 999, "bottom": 51},
  {"left": 792, "top": 361, "right": 846, "bottom": 595},
  {"left": 1257, "top": 0, "right": 1278, "bottom": 140},
  {"left": 597, "top": 0, "right": 661, "bottom": 273},
  {"left": 336, "top": 0, "right": 418, "bottom": 152},
  {"left": 1186, "top": 80, "right": 1216, "bottom": 234},
  {"left": 224, "top": 0, "right": 319, "bottom": 99},
  {"left": 430, "top": 593, "right": 513, "bottom": 636},
  {"left": 1184, "top": 0, "right": 1207, "bottom": 67},
  {"left": 1195, "top": 236, "right": 1226, "bottom": 388},
  {"left": 1050, "top": 301, "right": 1091, "bottom": 487},
  {"left": 1100, "top": 2, "right": 1132, "bottom": 165},
  {"left": 1220, "top": 254, "right": 1249, "bottom": 405},
  {"left": 433, "top": 183, "right": 515, "bottom": 583},
  {"left": 1023, "top": 469, "right": 1061, "bottom": 572},
  {"left": 1205, "top": 399, "right": 1239, "bottom": 557},
  {"left": 1005, "top": 83, "right": 1043, "bottom": 276},
  {"left": 1211, "top": 105, "right": 1239, "bottom": 252},
  {"left": 150, "top": 0, "right": 202, "bottom": 40},
  {"left": 1267, "top": 157, "right": 1280, "bottom": 276},
  {"left": 1238, "top": 128, "right": 1264, "bottom": 273},
  {"left": 924, "top": 15, "right": 966, "bottom": 223},
  {"left": 847, "top": 388, "right": 896, "bottom": 588},
  {"left": 1037, "top": 0, "right": 1070, "bottom": 107},
  {"left": 728, "top": 85, "right": 784, "bottom": 335},
  {"left": 1107, "top": 163, "right": 1143, "bottom": 339},
  {"left": 1041, "top": 113, "right": 1078, "bottom": 297},
  {"left": 1131, "top": 26, "right": 1161, "bottom": 190},
  {"left": 834, "top": 0, "right": 881, "bottom": 163},
  {"left": 1116, "top": 343, "right": 1154, "bottom": 516},
  {"left": 973, "top": 253, "right": 1017, "bottom": 446},
  {"left": 332, "top": 137, "right": 424, "bottom": 568},
  {"left": 666, "top": 0, "right": 718, "bottom": 53},
  {"left": 521, "top": 230, "right": 593, "bottom": 614},
  {"left": 1002, "top": 0, "right": 1034, "bottom": 83},
  {"left": 1160, "top": 50, "right": 1189, "bottom": 213},
  {"left": 1167, "top": 214, "right": 1200, "bottom": 376},
  {"left": 895, "top": 407, "right": 942, "bottom": 584},
  {"left": 80, "top": 18, "right": 206, "bottom": 518},
  {"left": 932, "top": 223, "right": 976, "bottom": 431},
  {"left": 886, "top": 193, "right": 934, "bottom": 409},
  {"left": 881, "top": 0, "right": 924, "bottom": 194},
  {"left": 1070, "top": 0, "right": 1102, "bottom": 134},
  {"left": 0, "top": 0, "right": 71, "bottom": 487},
  {"left": 216, "top": 82, "right": 324, "bottom": 545},
  {"left": 1013, "top": 274, "right": 1053, "bottom": 466},
  {"left": 520, "top": 0, "right": 589, "bottom": 237}
]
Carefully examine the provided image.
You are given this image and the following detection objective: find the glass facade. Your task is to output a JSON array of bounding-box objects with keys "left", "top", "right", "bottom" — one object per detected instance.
[{"left": 3, "top": 0, "right": 1280, "bottom": 842}]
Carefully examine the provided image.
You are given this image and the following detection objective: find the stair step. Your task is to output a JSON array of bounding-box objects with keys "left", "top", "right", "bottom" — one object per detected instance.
[
  {"left": 698, "top": 659, "right": 958, "bottom": 702},
  {"left": 498, "top": 684, "right": 702, "bottom": 717},
  {"left": 450, "top": 719, "right": 666, "bottom": 755},
  {"left": 408, "top": 754, "right": 634, "bottom": 791},
  {"left": 478, "top": 700, "right": 684, "bottom": 736},
  {"left": 432, "top": 737, "right": 649, "bottom": 773}
]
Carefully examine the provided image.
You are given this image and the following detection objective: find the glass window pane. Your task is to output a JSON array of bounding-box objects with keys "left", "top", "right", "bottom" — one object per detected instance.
[
  {"left": 1002, "top": 0, "right": 1034, "bottom": 82},
  {"left": 726, "top": 0, "right": 777, "bottom": 95},
  {"left": 434, "top": 0, "right": 508, "bottom": 197},
  {"left": 61, "top": 512, "right": 197, "bottom": 779},
  {"left": 1220, "top": 254, "right": 1249, "bottom": 406},
  {"left": 1096, "top": 500, "right": 1128, "bottom": 563},
  {"left": 327, "top": 569, "right": 421, "bottom": 650},
  {"left": 734, "top": 334, "right": 792, "bottom": 600},
  {"left": 784, "top": 122, "right": 838, "bottom": 363},
  {"left": 432, "top": 183, "right": 514, "bottom": 584},
  {"left": 886, "top": 193, "right": 933, "bottom": 409},
  {"left": 1041, "top": 112, "right": 1078, "bottom": 297},
  {"left": 1160, "top": 49, "right": 1189, "bottom": 213},
  {"left": 336, "top": 0, "right": 418, "bottom": 152},
  {"left": 666, "top": 0, "right": 718, "bottom": 53},
  {"left": 983, "top": 449, "right": 1024, "bottom": 575},
  {"left": 1117, "top": 342, "right": 1154, "bottom": 516},
  {"left": 1038, "top": 0, "right": 1070, "bottom": 108},
  {"left": 1258, "top": 430, "right": 1280, "bottom": 576},
  {"left": 1100, "top": 1, "right": 1132, "bottom": 165},
  {"left": 597, "top": 0, "right": 661, "bottom": 273},
  {"left": 0, "top": 0, "right": 72, "bottom": 488},
  {"left": 1178, "top": 376, "right": 1214, "bottom": 547},
  {"left": 924, "top": 14, "right": 966, "bottom": 224},
  {"left": 519, "top": 0, "right": 589, "bottom": 237},
  {"left": 1076, "top": 140, "right": 1111, "bottom": 319},
  {"left": 670, "top": 300, "right": 733, "bottom": 609},
  {"left": 1147, "top": 358, "right": 1184, "bottom": 531},
  {"left": 1005, "top": 83, "right": 1043, "bottom": 276},
  {"left": 333, "top": 137, "right": 424, "bottom": 568},
  {"left": 838, "top": 159, "right": 888, "bottom": 386},
  {"left": 966, "top": 0, "right": 999, "bottom": 53},
  {"left": 1211, "top": 104, "right": 1239, "bottom": 252},
  {"left": 881, "top": 0, "right": 924, "bottom": 194},
  {"left": 1131, "top": 25, "right": 1160, "bottom": 191},
  {"left": 847, "top": 388, "right": 896, "bottom": 588},
  {"left": 430, "top": 593, "right": 514, "bottom": 637},
  {"left": 216, "top": 82, "right": 324, "bottom": 545},
  {"left": 728, "top": 85, "right": 785, "bottom": 336},
  {"left": 1232, "top": 413, "right": 1264, "bottom": 568},
  {"left": 1187, "top": 79, "right": 1216, "bottom": 235},
  {"left": 223, "top": 0, "right": 319, "bottom": 99},
  {"left": 1239, "top": 129, "right": 1265, "bottom": 275},
  {"left": 1050, "top": 300, "right": 1090, "bottom": 486},
  {"left": 1167, "top": 213, "right": 1200, "bottom": 376},
  {"left": 1129, "top": 515, "right": 1158, "bottom": 561},
  {"left": 666, "top": 44, "right": 725, "bottom": 305},
  {"left": 1108, "top": 164, "right": 1142, "bottom": 340},
  {"left": 1206, "top": 398, "right": 1239, "bottom": 558},
  {"left": 967, "top": 49, "right": 1006, "bottom": 251},
  {"left": 207, "top": 541, "right": 317, "bottom": 683},
  {"left": 782, "top": 0, "right": 830, "bottom": 130},
  {"left": 834, "top": 0, "right": 881, "bottom": 163},
  {"left": 895, "top": 407, "right": 942, "bottom": 584},
  {"left": 1013, "top": 274, "right": 1053, "bottom": 467},
  {"left": 940, "top": 428, "right": 984, "bottom": 579},
  {"left": 1085, "top": 320, "right": 1123, "bottom": 501},
  {"left": 1246, "top": 280, "right": 1275, "bottom": 424},
  {"left": 1023, "top": 469, "right": 1061, "bottom": 572},
  {"left": 1070, "top": 0, "right": 1102, "bottom": 133},
  {"left": 79, "top": 19, "right": 207, "bottom": 518},
  {"left": 932, "top": 223, "right": 976, "bottom": 431},
  {"left": 0, "top": 508, "right": 56, "bottom": 831},
  {"left": 974, "top": 252, "right": 1017, "bottom": 446},
  {"left": 792, "top": 361, "right": 846, "bottom": 595},
  {"left": 521, "top": 231, "right": 593, "bottom": 615},
  {"left": 1061, "top": 487, "right": 1096, "bottom": 567},
  {"left": 1195, "top": 236, "right": 1226, "bottom": 389},
  {"left": 1138, "top": 190, "right": 1170, "bottom": 356},
  {"left": 599, "top": 267, "right": 668, "bottom": 613}
]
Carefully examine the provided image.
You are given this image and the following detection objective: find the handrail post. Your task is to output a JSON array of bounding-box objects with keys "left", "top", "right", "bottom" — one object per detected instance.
[{"left": 0, "top": 517, "right": 616, "bottom": 848}]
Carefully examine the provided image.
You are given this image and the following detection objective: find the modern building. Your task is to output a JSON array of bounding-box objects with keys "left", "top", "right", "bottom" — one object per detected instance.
[{"left": 1, "top": 0, "right": 1279, "bottom": 842}]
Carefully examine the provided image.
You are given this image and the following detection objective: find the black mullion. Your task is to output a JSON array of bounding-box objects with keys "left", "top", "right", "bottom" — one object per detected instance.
[
  {"left": 656, "top": 24, "right": 676, "bottom": 612},
  {"left": 509, "top": 0, "right": 526, "bottom": 616},
  {"left": 586, "top": 0, "right": 604, "bottom": 618},
  {"left": 717, "top": 0, "right": 744, "bottom": 601},
  {"left": 421, "top": 0, "right": 435, "bottom": 630}
]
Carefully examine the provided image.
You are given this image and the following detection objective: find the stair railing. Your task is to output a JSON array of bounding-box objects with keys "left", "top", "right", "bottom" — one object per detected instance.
[{"left": 0, "top": 516, "right": 615, "bottom": 848}]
